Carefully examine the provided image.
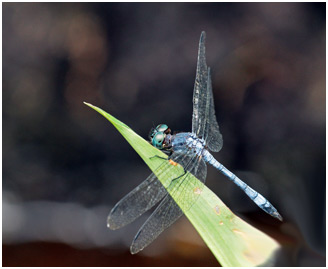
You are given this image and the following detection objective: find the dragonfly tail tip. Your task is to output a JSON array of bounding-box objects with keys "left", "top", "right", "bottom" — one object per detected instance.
[{"left": 273, "top": 212, "right": 283, "bottom": 222}]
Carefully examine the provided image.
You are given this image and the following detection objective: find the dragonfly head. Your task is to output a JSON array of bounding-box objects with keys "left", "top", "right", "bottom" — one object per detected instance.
[{"left": 149, "top": 124, "right": 172, "bottom": 149}]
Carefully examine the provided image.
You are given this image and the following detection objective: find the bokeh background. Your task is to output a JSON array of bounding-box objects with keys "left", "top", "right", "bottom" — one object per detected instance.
[{"left": 2, "top": 2, "right": 325, "bottom": 266}]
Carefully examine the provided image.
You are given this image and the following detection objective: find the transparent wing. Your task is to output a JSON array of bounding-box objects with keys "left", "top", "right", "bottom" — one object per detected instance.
[
  {"left": 107, "top": 151, "right": 197, "bottom": 230},
  {"left": 168, "top": 153, "right": 207, "bottom": 211},
  {"left": 130, "top": 151, "right": 207, "bottom": 254},
  {"left": 107, "top": 172, "right": 167, "bottom": 230},
  {"left": 192, "top": 31, "right": 208, "bottom": 138},
  {"left": 130, "top": 194, "right": 182, "bottom": 254},
  {"left": 191, "top": 31, "right": 223, "bottom": 152},
  {"left": 204, "top": 68, "right": 223, "bottom": 152}
]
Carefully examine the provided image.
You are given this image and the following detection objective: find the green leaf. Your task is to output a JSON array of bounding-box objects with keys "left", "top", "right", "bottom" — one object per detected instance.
[{"left": 84, "top": 102, "right": 281, "bottom": 266}]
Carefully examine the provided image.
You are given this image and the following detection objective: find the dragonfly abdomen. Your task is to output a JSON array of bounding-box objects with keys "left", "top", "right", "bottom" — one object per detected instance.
[{"left": 204, "top": 154, "right": 283, "bottom": 221}]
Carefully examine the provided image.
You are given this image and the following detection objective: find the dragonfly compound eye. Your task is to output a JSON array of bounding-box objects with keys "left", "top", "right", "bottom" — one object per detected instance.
[
  {"left": 152, "top": 132, "right": 165, "bottom": 149},
  {"left": 156, "top": 124, "right": 169, "bottom": 133}
]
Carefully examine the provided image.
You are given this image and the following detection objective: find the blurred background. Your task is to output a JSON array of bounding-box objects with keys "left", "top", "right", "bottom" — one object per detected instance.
[{"left": 2, "top": 2, "right": 325, "bottom": 266}]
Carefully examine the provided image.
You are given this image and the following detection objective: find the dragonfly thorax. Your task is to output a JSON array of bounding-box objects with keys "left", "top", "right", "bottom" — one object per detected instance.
[{"left": 171, "top": 132, "right": 206, "bottom": 157}]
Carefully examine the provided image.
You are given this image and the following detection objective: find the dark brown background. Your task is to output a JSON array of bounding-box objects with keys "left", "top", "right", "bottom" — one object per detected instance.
[{"left": 3, "top": 2, "right": 325, "bottom": 266}]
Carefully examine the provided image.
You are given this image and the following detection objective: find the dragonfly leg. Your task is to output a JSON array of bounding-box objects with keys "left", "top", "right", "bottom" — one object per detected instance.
[
  {"left": 157, "top": 148, "right": 174, "bottom": 156},
  {"left": 162, "top": 149, "right": 173, "bottom": 156},
  {"left": 167, "top": 170, "right": 187, "bottom": 190},
  {"left": 149, "top": 155, "right": 168, "bottom": 160},
  {"left": 149, "top": 154, "right": 188, "bottom": 188}
]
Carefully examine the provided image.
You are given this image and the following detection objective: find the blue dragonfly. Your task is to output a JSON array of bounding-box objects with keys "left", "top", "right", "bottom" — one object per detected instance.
[{"left": 108, "top": 31, "right": 282, "bottom": 254}]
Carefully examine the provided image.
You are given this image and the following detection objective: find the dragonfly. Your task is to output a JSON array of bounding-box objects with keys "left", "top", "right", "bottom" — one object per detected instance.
[{"left": 107, "top": 31, "right": 282, "bottom": 254}]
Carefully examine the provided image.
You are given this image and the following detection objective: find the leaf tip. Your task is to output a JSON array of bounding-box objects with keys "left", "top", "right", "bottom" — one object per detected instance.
[
  {"left": 83, "top": 101, "right": 92, "bottom": 107},
  {"left": 84, "top": 102, "right": 98, "bottom": 111}
]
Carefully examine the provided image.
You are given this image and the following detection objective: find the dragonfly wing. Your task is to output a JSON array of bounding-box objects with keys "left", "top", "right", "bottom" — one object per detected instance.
[
  {"left": 130, "top": 194, "right": 182, "bottom": 254},
  {"left": 107, "top": 172, "right": 167, "bottom": 230},
  {"left": 204, "top": 68, "right": 223, "bottom": 152},
  {"left": 130, "top": 150, "right": 207, "bottom": 254},
  {"left": 192, "top": 31, "right": 208, "bottom": 138},
  {"left": 169, "top": 153, "right": 207, "bottom": 211},
  {"left": 107, "top": 151, "right": 193, "bottom": 230},
  {"left": 191, "top": 32, "right": 223, "bottom": 152}
]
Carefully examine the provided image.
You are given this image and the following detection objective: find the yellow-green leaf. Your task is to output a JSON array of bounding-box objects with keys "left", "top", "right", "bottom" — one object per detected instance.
[{"left": 84, "top": 102, "right": 281, "bottom": 266}]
